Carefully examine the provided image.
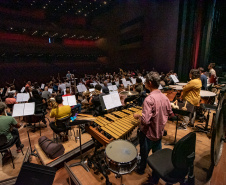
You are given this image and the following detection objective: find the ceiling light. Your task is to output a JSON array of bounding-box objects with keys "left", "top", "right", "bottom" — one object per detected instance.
[{"left": 103, "top": 1, "right": 107, "bottom": 5}]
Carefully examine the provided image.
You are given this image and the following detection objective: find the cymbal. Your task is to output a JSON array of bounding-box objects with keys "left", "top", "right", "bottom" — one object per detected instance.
[{"left": 120, "top": 91, "right": 139, "bottom": 96}]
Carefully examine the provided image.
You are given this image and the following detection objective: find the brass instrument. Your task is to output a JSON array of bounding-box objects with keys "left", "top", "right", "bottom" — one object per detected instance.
[{"left": 82, "top": 89, "right": 102, "bottom": 98}]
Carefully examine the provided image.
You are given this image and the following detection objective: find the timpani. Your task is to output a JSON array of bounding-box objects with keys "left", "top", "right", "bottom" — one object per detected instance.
[{"left": 200, "top": 90, "right": 216, "bottom": 104}]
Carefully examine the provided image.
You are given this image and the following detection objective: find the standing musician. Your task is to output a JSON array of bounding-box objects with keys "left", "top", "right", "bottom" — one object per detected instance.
[
  {"left": 208, "top": 63, "right": 217, "bottom": 85},
  {"left": 180, "top": 69, "right": 202, "bottom": 129},
  {"left": 133, "top": 71, "right": 174, "bottom": 176}
]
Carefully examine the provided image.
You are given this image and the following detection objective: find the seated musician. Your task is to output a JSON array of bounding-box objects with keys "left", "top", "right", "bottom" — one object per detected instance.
[
  {"left": 180, "top": 69, "right": 202, "bottom": 129},
  {"left": 25, "top": 81, "right": 31, "bottom": 92},
  {"left": 49, "top": 95, "right": 71, "bottom": 139},
  {"left": 62, "top": 87, "right": 82, "bottom": 113},
  {"left": 89, "top": 84, "right": 105, "bottom": 116},
  {"left": 42, "top": 86, "right": 51, "bottom": 100},
  {"left": 199, "top": 67, "right": 207, "bottom": 90},
  {"left": 134, "top": 78, "right": 143, "bottom": 93},
  {"left": 133, "top": 71, "right": 174, "bottom": 175},
  {"left": 66, "top": 71, "right": 71, "bottom": 80},
  {"left": 0, "top": 102, "right": 24, "bottom": 161},
  {"left": 29, "top": 89, "right": 46, "bottom": 114},
  {"left": 102, "top": 81, "right": 109, "bottom": 94},
  {"left": 5, "top": 92, "right": 17, "bottom": 115}
]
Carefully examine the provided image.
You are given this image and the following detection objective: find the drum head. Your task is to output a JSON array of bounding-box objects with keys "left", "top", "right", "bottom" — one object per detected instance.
[
  {"left": 105, "top": 140, "right": 137, "bottom": 163},
  {"left": 211, "top": 98, "right": 225, "bottom": 166},
  {"left": 200, "top": 90, "right": 216, "bottom": 97}
]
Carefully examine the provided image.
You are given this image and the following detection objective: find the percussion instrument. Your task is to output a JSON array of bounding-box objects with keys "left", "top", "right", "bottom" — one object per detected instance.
[
  {"left": 200, "top": 90, "right": 216, "bottom": 105},
  {"left": 85, "top": 106, "right": 142, "bottom": 146},
  {"left": 176, "top": 83, "right": 187, "bottom": 86},
  {"left": 105, "top": 140, "right": 138, "bottom": 175},
  {"left": 119, "top": 91, "right": 139, "bottom": 96}
]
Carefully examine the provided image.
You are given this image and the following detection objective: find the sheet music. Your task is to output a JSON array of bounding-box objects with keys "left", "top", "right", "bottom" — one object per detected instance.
[
  {"left": 103, "top": 95, "right": 114, "bottom": 110},
  {"left": 112, "top": 85, "right": 118, "bottom": 91},
  {"left": 115, "top": 81, "right": 119, "bottom": 86},
  {"left": 123, "top": 81, "right": 128, "bottom": 87},
  {"left": 158, "top": 84, "right": 163, "bottom": 90},
  {"left": 102, "top": 93, "right": 122, "bottom": 110},
  {"left": 82, "top": 85, "right": 87, "bottom": 92},
  {"left": 16, "top": 93, "right": 29, "bottom": 102},
  {"left": 89, "top": 88, "right": 95, "bottom": 92},
  {"left": 41, "top": 83, "right": 45, "bottom": 89},
  {"left": 23, "top": 102, "right": 35, "bottom": 116},
  {"left": 67, "top": 95, "right": 77, "bottom": 106},
  {"left": 100, "top": 83, "right": 104, "bottom": 87},
  {"left": 90, "top": 83, "right": 97, "bottom": 87},
  {"left": 12, "top": 104, "right": 24, "bottom": 117},
  {"left": 108, "top": 86, "right": 114, "bottom": 91},
  {"left": 141, "top": 77, "right": 146, "bottom": 84},
  {"left": 63, "top": 95, "right": 77, "bottom": 106},
  {"left": 77, "top": 85, "right": 83, "bottom": 92},
  {"left": 48, "top": 89, "right": 53, "bottom": 93},
  {"left": 107, "top": 83, "right": 112, "bottom": 86},
  {"left": 170, "top": 75, "right": 179, "bottom": 83},
  {"left": 131, "top": 78, "right": 136, "bottom": 84},
  {"left": 62, "top": 96, "right": 69, "bottom": 105},
  {"left": 126, "top": 81, "right": 132, "bottom": 85},
  {"left": 21, "top": 87, "right": 25, "bottom": 92}
]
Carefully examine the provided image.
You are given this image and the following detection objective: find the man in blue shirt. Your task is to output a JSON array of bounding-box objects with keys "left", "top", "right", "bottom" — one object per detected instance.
[{"left": 199, "top": 67, "right": 207, "bottom": 90}]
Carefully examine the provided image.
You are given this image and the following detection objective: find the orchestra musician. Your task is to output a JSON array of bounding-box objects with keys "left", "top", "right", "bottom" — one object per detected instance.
[
  {"left": 49, "top": 95, "right": 71, "bottom": 140},
  {"left": 208, "top": 63, "right": 217, "bottom": 85},
  {"left": 102, "top": 81, "right": 110, "bottom": 94},
  {"left": 89, "top": 84, "right": 105, "bottom": 116},
  {"left": 199, "top": 67, "right": 207, "bottom": 90},
  {"left": 180, "top": 69, "right": 202, "bottom": 129},
  {"left": 133, "top": 71, "right": 174, "bottom": 177},
  {"left": 25, "top": 81, "right": 31, "bottom": 93},
  {"left": 0, "top": 102, "right": 24, "bottom": 162}
]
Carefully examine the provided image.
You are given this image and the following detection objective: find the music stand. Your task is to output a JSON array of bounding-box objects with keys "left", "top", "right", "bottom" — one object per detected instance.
[
  {"left": 165, "top": 102, "right": 194, "bottom": 145},
  {"left": 69, "top": 120, "right": 90, "bottom": 172}
]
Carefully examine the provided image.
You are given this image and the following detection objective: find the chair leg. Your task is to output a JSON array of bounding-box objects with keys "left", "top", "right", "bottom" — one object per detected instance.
[
  {"left": 39, "top": 121, "right": 41, "bottom": 136},
  {"left": 9, "top": 149, "right": 15, "bottom": 169},
  {"left": 21, "top": 148, "right": 24, "bottom": 155}
]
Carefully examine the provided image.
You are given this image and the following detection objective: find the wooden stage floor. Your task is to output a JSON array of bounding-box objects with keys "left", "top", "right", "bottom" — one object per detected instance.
[{"left": 0, "top": 111, "right": 225, "bottom": 185}]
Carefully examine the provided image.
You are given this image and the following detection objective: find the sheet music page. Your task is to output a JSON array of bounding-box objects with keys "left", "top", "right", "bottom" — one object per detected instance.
[
  {"left": 123, "top": 81, "right": 128, "bottom": 87},
  {"left": 82, "top": 85, "right": 87, "bottom": 92},
  {"left": 23, "top": 102, "right": 35, "bottom": 116},
  {"left": 170, "top": 75, "right": 179, "bottom": 83},
  {"left": 89, "top": 88, "right": 95, "bottom": 92},
  {"left": 131, "top": 78, "right": 136, "bottom": 84},
  {"left": 21, "top": 87, "right": 25, "bottom": 92},
  {"left": 110, "top": 91, "right": 118, "bottom": 94},
  {"left": 115, "top": 81, "right": 119, "bottom": 86},
  {"left": 158, "top": 84, "right": 163, "bottom": 90},
  {"left": 67, "top": 95, "right": 77, "bottom": 106},
  {"left": 100, "top": 83, "right": 104, "bottom": 87},
  {"left": 48, "top": 89, "right": 53, "bottom": 93},
  {"left": 23, "top": 93, "right": 30, "bottom": 102},
  {"left": 126, "top": 81, "right": 132, "bottom": 85},
  {"left": 107, "top": 83, "right": 112, "bottom": 86},
  {"left": 41, "top": 83, "right": 45, "bottom": 89},
  {"left": 111, "top": 93, "right": 122, "bottom": 107},
  {"left": 112, "top": 85, "right": 118, "bottom": 91},
  {"left": 12, "top": 103, "right": 25, "bottom": 117},
  {"left": 16, "top": 93, "right": 24, "bottom": 102},
  {"left": 102, "top": 95, "right": 114, "bottom": 110},
  {"left": 62, "top": 96, "right": 69, "bottom": 106},
  {"left": 77, "top": 85, "right": 83, "bottom": 92},
  {"left": 108, "top": 86, "right": 113, "bottom": 91}
]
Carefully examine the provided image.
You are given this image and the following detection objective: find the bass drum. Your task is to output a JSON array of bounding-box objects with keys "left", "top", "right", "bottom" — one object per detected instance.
[{"left": 105, "top": 140, "right": 137, "bottom": 175}]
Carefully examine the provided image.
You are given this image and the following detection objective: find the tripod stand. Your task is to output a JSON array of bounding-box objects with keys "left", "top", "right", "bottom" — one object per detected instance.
[{"left": 69, "top": 123, "right": 89, "bottom": 171}]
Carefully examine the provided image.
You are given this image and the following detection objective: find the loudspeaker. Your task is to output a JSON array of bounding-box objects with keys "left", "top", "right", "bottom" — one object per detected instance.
[{"left": 15, "top": 162, "right": 56, "bottom": 185}]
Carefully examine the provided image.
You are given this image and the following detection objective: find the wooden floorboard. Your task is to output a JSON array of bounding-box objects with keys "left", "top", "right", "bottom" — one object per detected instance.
[{"left": 0, "top": 110, "right": 225, "bottom": 185}]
